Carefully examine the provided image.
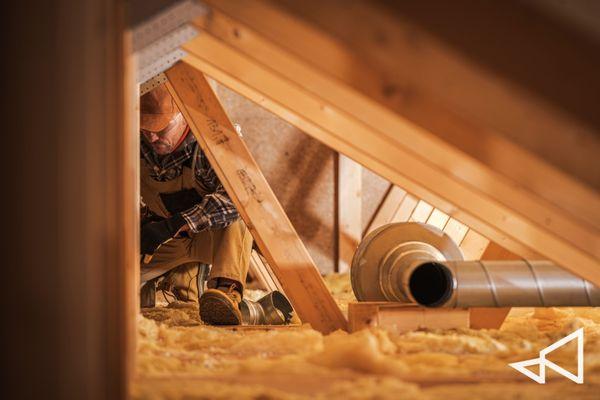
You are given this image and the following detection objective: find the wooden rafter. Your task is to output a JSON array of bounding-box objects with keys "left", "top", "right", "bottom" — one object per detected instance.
[
  {"left": 364, "top": 184, "right": 406, "bottom": 236},
  {"left": 165, "top": 62, "right": 347, "bottom": 333},
  {"left": 202, "top": 0, "right": 600, "bottom": 205},
  {"left": 182, "top": 3, "right": 600, "bottom": 287},
  {"left": 363, "top": 184, "right": 490, "bottom": 260},
  {"left": 272, "top": 0, "right": 600, "bottom": 190}
]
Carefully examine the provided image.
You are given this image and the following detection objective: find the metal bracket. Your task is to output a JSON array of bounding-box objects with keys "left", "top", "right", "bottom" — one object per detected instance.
[
  {"left": 138, "top": 48, "right": 187, "bottom": 84},
  {"left": 132, "top": 0, "right": 206, "bottom": 83},
  {"left": 132, "top": 0, "right": 206, "bottom": 51},
  {"left": 140, "top": 73, "right": 168, "bottom": 96}
]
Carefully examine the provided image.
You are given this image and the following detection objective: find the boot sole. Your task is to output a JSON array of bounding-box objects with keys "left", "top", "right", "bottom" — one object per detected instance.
[{"left": 199, "top": 289, "right": 242, "bottom": 325}]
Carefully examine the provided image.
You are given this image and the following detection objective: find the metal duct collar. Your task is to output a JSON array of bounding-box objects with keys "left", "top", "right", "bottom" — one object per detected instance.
[{"left": 240, "top": 291, "right": 294, "bottom": 325}]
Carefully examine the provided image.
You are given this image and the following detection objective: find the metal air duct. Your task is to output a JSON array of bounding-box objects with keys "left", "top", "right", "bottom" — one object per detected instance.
[{"left": 351, "top": 223, "right": 600, "bottom": 307}]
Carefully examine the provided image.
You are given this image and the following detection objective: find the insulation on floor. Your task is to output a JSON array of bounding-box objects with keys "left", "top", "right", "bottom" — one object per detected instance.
[{"left": 134, "top": 274, "right": 600, "bottom": 399}]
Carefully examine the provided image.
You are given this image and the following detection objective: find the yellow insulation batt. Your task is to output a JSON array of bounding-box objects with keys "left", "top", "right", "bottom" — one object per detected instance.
[{"left": 134, "top": 274, "right": 600, "bottom": 399}]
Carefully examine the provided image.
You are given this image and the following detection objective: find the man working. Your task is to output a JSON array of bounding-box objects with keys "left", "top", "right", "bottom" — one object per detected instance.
[{"left": 139, "top": 84, "right": 252, "bottom": 325}]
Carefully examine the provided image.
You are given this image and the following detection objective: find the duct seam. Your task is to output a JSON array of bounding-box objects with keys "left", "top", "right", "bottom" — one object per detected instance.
[
  {"left": 479, "top": 261, "right": 500, "bottom": 307},
  {"left": 584, "top": 280, "right": 593, "bottom": 305},
  {"left": 524, "top": 259, "right": 546, "bottom": 306}
]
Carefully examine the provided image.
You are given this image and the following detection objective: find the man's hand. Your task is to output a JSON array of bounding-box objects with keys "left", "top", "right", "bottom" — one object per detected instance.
[{"left": 141, "top": 213, "right": 187, "bottom": 255}]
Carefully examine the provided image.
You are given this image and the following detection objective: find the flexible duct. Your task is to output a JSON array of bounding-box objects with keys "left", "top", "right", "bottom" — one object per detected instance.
[{"left": 351, "top": 222, "right": 600, "bottom": 307}]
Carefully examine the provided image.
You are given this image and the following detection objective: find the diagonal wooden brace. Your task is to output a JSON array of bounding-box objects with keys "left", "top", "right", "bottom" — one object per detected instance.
[{"left": 165, "top": 62, "right": 347, "bottom": 333}]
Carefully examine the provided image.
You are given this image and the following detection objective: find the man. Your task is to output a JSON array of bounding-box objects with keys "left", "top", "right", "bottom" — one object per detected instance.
[{"left": 139, "top": 84, "right": 252, "bottom": 325}]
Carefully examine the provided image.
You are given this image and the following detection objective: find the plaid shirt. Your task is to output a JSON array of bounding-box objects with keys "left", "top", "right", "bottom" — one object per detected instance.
[{"left": 140, "top": 130, "right": 239, "bottom": 233}]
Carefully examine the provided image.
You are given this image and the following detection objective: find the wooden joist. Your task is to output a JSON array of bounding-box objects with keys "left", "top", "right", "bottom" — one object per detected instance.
[
  {"left": 393, "top": 194, "right": 419, "bottom": 225},
  {"left": 362, "top": 184, "right": 491, "bottom": 260},
  {"left": 336, "top": 154, "right": 362, "bottom": 273},
  {"left": 408, "top": 200, "right": 434, "bottom": 223},
  {"left": 426, "top": 209, "right": 450, "bottom": 231},
  {"left": 187, "top": 2, "right": 600, "bottom": 287},
  {"left": 443, "top": 218, "right": 469, "bottom": 248},
  {"left": 460, "top": 230, "right": 490, "bottom": 261},
  {"left": 165, "top": 62, "right": 346, "bottom": 333},
  {"left": 364, "top": 185, "right": 406, "bottom": 236}
]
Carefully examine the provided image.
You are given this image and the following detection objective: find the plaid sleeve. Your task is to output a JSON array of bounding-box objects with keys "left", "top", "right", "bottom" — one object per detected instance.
[
  {"left": 180, "top": 185, "right": 239, "bottom": 232},
  {"left": 180, "top": 145, "right": 240, "bottom": 232}
]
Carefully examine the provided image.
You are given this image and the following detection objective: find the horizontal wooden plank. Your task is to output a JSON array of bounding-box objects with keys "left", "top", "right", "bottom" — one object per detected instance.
[{"left": 348, "top": 302, "right": 469, "bottom": 333}]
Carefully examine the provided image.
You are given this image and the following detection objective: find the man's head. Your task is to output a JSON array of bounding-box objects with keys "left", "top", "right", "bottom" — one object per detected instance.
[{"left": 140, "top": 84, "right": 187, "bottom": 155}]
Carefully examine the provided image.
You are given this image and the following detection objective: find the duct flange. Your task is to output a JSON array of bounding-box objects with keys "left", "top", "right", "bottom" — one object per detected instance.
[{"left": 351, "top": 222, "right": 463, "bottom": 303}]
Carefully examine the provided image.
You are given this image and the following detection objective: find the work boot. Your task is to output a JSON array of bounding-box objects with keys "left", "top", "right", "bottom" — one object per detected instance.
[
  {"left": 199, "top": 278, "right": 243, "bottom": 325},
  {"left": 140, "top": 278, "right": 157, "bottom": 308},
  {"left": 157, "top": 263, "right": 202, "bottom": 303}
]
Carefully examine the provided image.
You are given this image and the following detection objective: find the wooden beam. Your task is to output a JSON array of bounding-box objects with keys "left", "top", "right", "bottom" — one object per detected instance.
[
  {"left": 7, "top": 1, "right": 130, "bottom": 397},
  {"left": 408, "top": 200, "right": 434, "bottom": 223},
  {"left": 348, "top": 302, "right": 469, "bottom": 333},
  {"left": 392, "top": 194, "right": 419, "bottom": 223},
  {"left": 336, "top": 154, "right": 362, "bottom": 272},
  {"left": 165, "top": 62, "right": 347, "bottom": 333},
  {"left": 232, "top": 0, "right": 600, "bottom": 202},
  {"left": 366, "top": 185, "right": 450, "bottom": 232},
  {"left": 364, "top": 185, "right": 406, "bottom": 236},
  {"left": 460, "top": 230, "right": 491, "bottom": 261},
  {"left": 362, "top": 184, "right": 491, "bottom": 265},
  {"left": 123, "top": 29, "right": 140, "bottom": 389},
  {"left": 427, "top": 208, "right": 450, "bottom": 230},
  {"left": 357, "top": 0, "right": 600, "bottom": 187},
  {"left": 183, "top": 10, "right": 600, "bottom": 287},
  {"left": 443, "top": 218, "right": 469, "bottom": 247},
  {"left": 196, "top": 2, "right": 600, "bottom": 228}
]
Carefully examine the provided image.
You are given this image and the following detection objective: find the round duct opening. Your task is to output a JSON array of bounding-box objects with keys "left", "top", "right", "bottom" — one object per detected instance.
[
  {"left": 270, "top": 291, "right": 294, "bottom": 321},
  {"left": 409, "top": 262, "right": 454, "bottom": 307}
]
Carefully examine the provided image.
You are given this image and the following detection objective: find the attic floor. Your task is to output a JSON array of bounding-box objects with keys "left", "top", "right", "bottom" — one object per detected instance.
[{"left": 133, "top": 273, "right": 600, "bottom": 399}]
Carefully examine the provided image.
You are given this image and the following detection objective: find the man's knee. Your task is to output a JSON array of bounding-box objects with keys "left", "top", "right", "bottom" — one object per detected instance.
[{"left": 193, "top": 219, "right": 252, "bottom": 251}]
